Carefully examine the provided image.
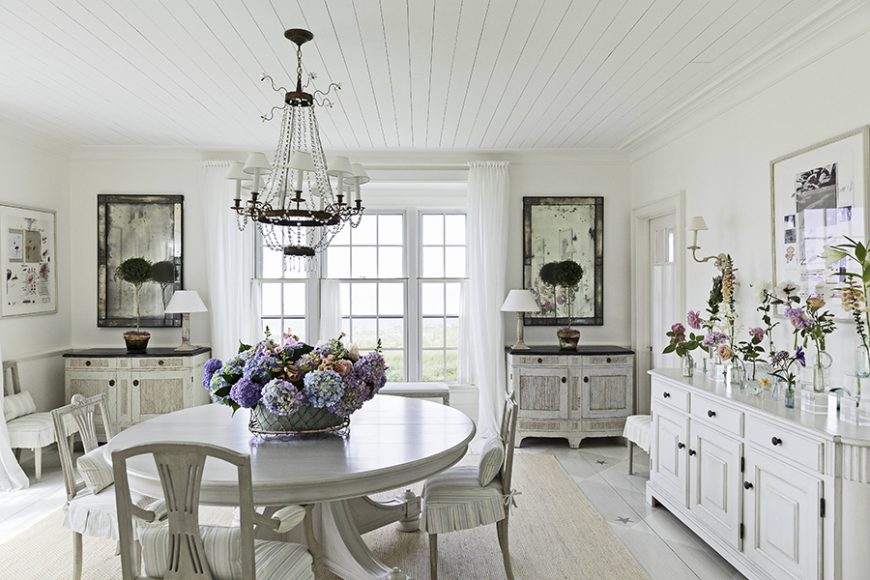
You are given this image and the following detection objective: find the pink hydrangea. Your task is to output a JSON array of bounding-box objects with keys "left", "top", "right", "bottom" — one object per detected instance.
[{"left": 686, "top": 310, "right": 702, "bottom": 330}]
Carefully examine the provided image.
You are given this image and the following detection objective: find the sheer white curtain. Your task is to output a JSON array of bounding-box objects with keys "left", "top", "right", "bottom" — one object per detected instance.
[
  {"left": 201, "top": 162, "right": 260, "bottom": 360},
  {"left": 318, "top": 279, "right": 342, "bottom": 343},
  {"left": 466, "top": 161, "right": 509, "bottom": 438},
  {"left": 0, "top": 345, "right": 28, "bottom": 491}
]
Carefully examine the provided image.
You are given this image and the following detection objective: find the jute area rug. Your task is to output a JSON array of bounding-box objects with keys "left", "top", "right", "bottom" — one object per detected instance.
[{"left": 0, "top": 454, "right": 647, "bottom": 579}]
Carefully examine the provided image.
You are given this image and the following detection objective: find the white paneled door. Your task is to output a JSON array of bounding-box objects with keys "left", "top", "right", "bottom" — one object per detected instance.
[{"left": 650, "top": 213, "right": 676, "bottom": 370}]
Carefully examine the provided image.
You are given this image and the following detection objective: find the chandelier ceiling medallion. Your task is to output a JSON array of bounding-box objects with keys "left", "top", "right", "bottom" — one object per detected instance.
[{"left": 227, "top": 28, "right": 367, "bottom": 268}]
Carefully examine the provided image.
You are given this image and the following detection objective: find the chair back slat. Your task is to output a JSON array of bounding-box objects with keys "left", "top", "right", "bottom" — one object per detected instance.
[
  {"left": 499, "top": 393, "right": 519, "bottom": 494},
  {"left": 112, "top": 442, "right": 258, "bottom": 580},
  {"left": 2, "top": 360, "right": 21, "bottom": 395},
  {"left": 50, "top": 394, "right": 113, "bottom": 501}
]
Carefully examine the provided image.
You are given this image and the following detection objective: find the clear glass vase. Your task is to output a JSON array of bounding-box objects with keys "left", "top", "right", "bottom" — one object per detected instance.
[
  {"left": 728, "top": 359, "right": 746, "bottom": 388},
  {"left": 681, "top": 352, "right": 695, "bottom": 378},
  {"left": 784, "top": 385, "right": 796, "bottom": 409},
  {"left": 855, "top": 345, "right": 870, "bottom": 402},
  {"left": 810, "top": 349, "right": 833, "bottom": 394}
]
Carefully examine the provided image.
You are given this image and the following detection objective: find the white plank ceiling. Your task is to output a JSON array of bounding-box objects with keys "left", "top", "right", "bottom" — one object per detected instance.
[{"left": 0, "top": 0, "right": 853, "bottom": 149}]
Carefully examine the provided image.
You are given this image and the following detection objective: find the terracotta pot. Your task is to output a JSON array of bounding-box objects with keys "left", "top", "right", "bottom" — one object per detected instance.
[
  {"left": 557, "top": 327, "right": 581, "bottom": 350},
  {"left": 123, "top": 330, "right": 151, "bottom": 353}
]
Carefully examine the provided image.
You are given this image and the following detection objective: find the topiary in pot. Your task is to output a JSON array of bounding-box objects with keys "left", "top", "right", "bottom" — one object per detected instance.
[
  {"left": 540, "top": 260, "right": 584, "bottom": 350},
  {"left": 115, "top": 257, "right": 153, "bottom": 353}
]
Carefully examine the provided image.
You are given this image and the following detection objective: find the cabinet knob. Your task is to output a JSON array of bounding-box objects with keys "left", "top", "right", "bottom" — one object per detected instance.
[
  {"left": 85, "top": 360, "right": 91, "bottom": 367},
  {"left": 583, "top": 376, "right": 589, "bottom": 383},
  {"left": 158, "top": 360, "right": 164, "bottom": 366},
  {"left": 606, "top": 357, "right": 612, "bottom": 363},
  {"left": 561, "top": 376, "right": 567, "bottom": 384},
  {"left": 689, "top": 449, "right": 697, "bottom": 456},
  {"left": 108, "top": 379, "right": 115, "bottom": 387},
  {"left": 707, "top": 409, "right": 716, "bottom": 418},
  {"left": 133, "top": 379, "right": 140, "bottom": 387},
  {"left": 677, "top": 442, "right": 685, "bottom": 449},
  {"left": 770, "top": 436, "right": 782, "bottom": 446},
  {"left": 743, "top": 481, "right": 754, "bottom": 490},
  {"left": 537, "top": 358, "right": 543, "bottom": 364},
  {"left": 663, "top": 391, "right": 671, "bottom": 398}
]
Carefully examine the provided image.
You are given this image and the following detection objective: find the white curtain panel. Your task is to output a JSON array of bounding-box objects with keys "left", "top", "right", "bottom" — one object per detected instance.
[
  {"left": 319, "top": 279, "right": 342, "bottom": 343},
  {"left": 466, "top": 161, "right": 509, "bottom": 438},
  {"left": 200, "top": 162, "right": 260, "bottom": 360},
  {"left": 0, "top": 344, "right": 29, "bottom": 491}
]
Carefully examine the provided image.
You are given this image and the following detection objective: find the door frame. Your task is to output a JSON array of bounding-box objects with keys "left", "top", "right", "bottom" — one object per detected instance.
[{"left": 630, "top": 192, "right": 685, "bottom": 415}]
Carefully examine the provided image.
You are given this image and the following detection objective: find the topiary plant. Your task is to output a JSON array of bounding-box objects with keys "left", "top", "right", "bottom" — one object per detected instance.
[{"left": 114, "top": 257, "right": 153, "bottom": 331}]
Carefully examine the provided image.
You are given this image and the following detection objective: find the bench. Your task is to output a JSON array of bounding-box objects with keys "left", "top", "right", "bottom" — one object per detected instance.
[{"left": 379, "top": 382, "right": 450, "bottom": 406}]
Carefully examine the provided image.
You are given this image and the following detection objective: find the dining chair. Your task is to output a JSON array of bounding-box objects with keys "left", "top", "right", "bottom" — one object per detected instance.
[
  {"left": 423, "top": 393, "right": 519, "bottom": 580},
  {"left": 52, "top": 394, "right": 165, "bottom": 580},
  {"left": 112, "top": 441, "right": 315, "bottom": 580}
]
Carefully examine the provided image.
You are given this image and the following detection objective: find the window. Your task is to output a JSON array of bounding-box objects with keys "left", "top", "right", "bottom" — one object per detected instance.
[
  {"left": 257, "top": 234, "right": 309, "bottom": 342},
  {"left": 419, "top": 213, "right": 466, "bottom": 382},
  {"left": 328, "top": 214, "right": 406, "bottom": 382}
]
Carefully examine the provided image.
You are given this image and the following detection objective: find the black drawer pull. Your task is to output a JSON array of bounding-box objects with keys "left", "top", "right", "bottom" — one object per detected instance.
[
  {"left": 606, "top": 357, "right": 612, "bottom": 363},
  {"left": 583, "top": 376, "right": 589, "bottom": 383},
  {"left": 663, "top": 391, "right": 671, "bottom": 398},
  {"left": 108, "top": 379, "right": 115, "bottom": 387},
  {"left": 133, "top": 379, "right": 140, "bottom": 387},
  {"left": 561, "top": 376, "right": 567, "bottom": 384},
  {"left": 677, "top": 442, "right": 685, "bottom": 449},
  {"left": 744, "top": 481, "right": 753, "bottom": 490},
  {"left": 85, "top": 361, "right": 91, "bottom": 366},
  {"left": 771, "top": 436, "right": 782, "bottom": 446},
  {"left": 158, "top": 360, "right": 164, "bottom": 366},
  {"left": 537, "top": 358, "right": 543, "bottom": 363},
  {"left": 689, "top": 449, "right": 697, "bottom": 456},
  {"left": 707, "top": 410, "right": 716, "bottom": 418}
]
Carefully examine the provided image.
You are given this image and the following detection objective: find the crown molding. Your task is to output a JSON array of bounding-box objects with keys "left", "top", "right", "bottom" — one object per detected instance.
[{"left": 0, "top": 115, "right": 73, "bottom": 159}]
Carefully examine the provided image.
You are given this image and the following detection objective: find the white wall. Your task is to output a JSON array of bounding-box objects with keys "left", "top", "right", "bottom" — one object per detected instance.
[
  {"left": 630, "top": 22, "right": 870, "bottom": 386},
  {"left": 0, "top": 120, "right": 71, "bottom": 410}
]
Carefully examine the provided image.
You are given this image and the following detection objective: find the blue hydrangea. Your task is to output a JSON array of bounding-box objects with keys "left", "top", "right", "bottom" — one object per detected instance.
[
  {"left": 229, "top": 378, "right": 262, "bottom": 408},
  {"left": 243, "top": 350, "right": 277, "bottom": 385},
  {"left": 261, "top": 379, "right": 304, "bottom": 416},
  {"left": 208, "top": 373, "right": 230, "bottom": 404},
  {"left": 303, "top": 370, "right": 345, "bottom": 409},
  {"left": 202, "top": 358, "right": 223, "bottom": 389}
]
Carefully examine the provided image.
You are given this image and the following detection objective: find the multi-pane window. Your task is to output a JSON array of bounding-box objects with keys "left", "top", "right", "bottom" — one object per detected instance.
[
  {"left": 419, "top": 213, "right": 466, "bottom": 381},
  {"left": 328, "top": 214, "right": 406, "bottom": 382},
  {"left": 257, "top": 234, "right": 308, "bottom": 342}
]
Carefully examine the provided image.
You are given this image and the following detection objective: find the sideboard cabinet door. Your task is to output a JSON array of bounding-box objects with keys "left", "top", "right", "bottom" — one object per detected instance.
[
  {"left": 516, "top": 367, "right": 569, "bottom": 421},
  {"left": 690, "top": 421, "right": 742, "bottom": 549},
  {"left": 744, "top": 450, "right": 822, "bottom": 580},
  {"left": 580, "top": 365, "right": 632, "bottom": 419},
  {"left": 131, "top": 370, "right": 190, "bottom": 423},
  {"left": 66, "top": 370, "right": 131, "bottom": 433},
  {"left": 652, "top": 404, "right": 690, "bottom": 508}
]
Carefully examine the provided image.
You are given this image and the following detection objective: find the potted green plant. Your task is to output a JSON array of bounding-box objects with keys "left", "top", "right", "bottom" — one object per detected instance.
[
  {"left": 114, "top": 257, "right": 153, "bottom": 353},
  {"left": 540, "top": 260, "right": 584, "bottom": 350}
]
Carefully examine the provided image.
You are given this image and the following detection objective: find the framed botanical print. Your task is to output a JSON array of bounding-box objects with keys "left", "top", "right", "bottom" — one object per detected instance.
[
  {"left": 523, "top": 196, "right": 604, "bottom": 326},
  {"left": 0, "top": 203, "right": 57, "bottom": 317},
  {"left": 771, "top": 126, "right": 870, "bottom": 319},
  {"left": 97, "top": 194, "right": 183, "bottom": 327}
]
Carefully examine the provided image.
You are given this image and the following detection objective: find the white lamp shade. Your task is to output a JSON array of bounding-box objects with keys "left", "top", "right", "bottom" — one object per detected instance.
[
  {"left": 287, "top": 151, "right": 316, "bottom": 172},
  {"left": 164, "top": 290, "right": 208, "bottom": 314},
  {"left": 688, "top": 215, "right": 708, "bottom": 231},
  {"left": 327, "top": 155, "right": 353, "bottom": 177},
  {"left": 243, "top": 152, "right": 271, "bottom": 175},
  {"left": 225, "top": 161, "right": 246, "bottom": 181},
  {"left": 351, "top": 163, "right": 370, "bottom": 185},
  {"left": 501, "top": 289, "right": 539, "bottom": 312}
]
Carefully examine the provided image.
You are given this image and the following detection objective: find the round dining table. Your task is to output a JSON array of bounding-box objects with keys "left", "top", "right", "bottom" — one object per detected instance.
[{"left": 107, "top": 394, "right": 476, "bottom": 580}]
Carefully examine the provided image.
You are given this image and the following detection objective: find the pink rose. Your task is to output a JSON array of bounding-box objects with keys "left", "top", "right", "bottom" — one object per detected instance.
[
  {"left": 671, "top": 323, "right": 686, "bottom": 336},
  {"left": 748, "top": 327, "right": 764, "bottom": 341},
  {"left": 686, "top": 310, "right": 702, "bottom": 330}
]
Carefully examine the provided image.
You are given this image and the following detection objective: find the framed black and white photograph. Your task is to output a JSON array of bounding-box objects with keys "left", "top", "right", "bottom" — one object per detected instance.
[
  {"left": 771, "top": 126, "right": 870, "bottom": 318},
  {"left": 523, "top": 196, "right": 604, "bottom": 326},
  {"left": 97, "top": 194, "right": 183, "bottom": 327},
  {"left": 0, "top": 203, "right": 57, "bottom": 317}
]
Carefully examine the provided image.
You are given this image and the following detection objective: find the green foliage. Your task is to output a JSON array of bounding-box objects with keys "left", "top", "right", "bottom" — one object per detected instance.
[
  {"left": 539, "top": 262, "right": 558, "bottom": 286},
  {"left": 554, "top": 260, "right": 583, "bottom": 287},
  {"left": 114, "top": 257, "right": 152, "bottom": 288},
  {"left": 150, "top": 260, "right": 176, "bottom": 286}
]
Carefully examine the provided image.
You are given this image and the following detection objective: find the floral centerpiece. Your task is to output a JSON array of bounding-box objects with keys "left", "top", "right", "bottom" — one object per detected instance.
[
  {"left": 784, "top": 291, "right": 836, "bottom": 393},
  {"left": 202, "top": 331, "right": 387, "bottom": 435}
]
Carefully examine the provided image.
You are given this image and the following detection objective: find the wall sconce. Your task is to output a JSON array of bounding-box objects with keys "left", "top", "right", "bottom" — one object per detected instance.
[{"left": 687, "top": 215, "right": 717, "bottom": 263}]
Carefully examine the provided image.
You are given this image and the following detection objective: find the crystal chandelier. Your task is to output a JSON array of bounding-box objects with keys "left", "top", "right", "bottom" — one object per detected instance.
[{"left": 227, "top": 28, "right": 367, "bottom": 269}]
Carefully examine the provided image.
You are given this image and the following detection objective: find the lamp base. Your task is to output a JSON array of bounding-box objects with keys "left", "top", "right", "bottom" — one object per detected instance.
[
  {"left": 511, "top": 340, "right": 531, "bottom": 350},
  {"left": 173, "top": 342, "right": 199, "bottom": 352}
]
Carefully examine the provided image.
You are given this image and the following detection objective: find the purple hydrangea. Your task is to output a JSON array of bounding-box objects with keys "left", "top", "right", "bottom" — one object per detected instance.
[
  {"left": 229, "top": 378, "right": 262, "bottom": 408},
  {"left": 686, "top": 310, "right": 702, "bottom": 330},
  {"left": 261, "top": 379, "right": 305, "bottom": 416},
  {"left": 785, "top": 307, "right": 811, "bottom": 330},
  {"left": 202, "top": 358, "right": 223, "bottom": 389},
  {"left": 352, "top": 352, "right": 388, "bottom": 397},
  {"left": 702, "top": 331, "right": 728, "bottom": 348},
  {"left": 303, "top": 370, "right": 345, "bottom": 409},
  {"left": 243, "top": 350, "right": 278, "bottom": 385},
  {"left": 208, "top": 373, "right": 230, "bottom": 404}
]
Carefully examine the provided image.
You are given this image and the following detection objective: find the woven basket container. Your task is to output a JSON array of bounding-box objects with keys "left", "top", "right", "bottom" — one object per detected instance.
[{"left": 249, "top": 404, "right": 346, "bottom": 436}]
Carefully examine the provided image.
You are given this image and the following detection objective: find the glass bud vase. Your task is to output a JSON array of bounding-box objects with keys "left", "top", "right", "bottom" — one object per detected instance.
[
  {"left": 855, "top": 345, "right": 870, "bottom": 401},
  {"left": 784, "top": 385, "right": 796, "bottom": 409},
  {"left": 811, "top": 350, "right": 833, "bottom": 394},
  {"left": 681, "top": 353, "right": 695, "bottom": 378}
]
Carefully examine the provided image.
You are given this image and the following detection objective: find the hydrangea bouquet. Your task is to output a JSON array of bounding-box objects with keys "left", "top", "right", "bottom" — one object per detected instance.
[{"left": 202, "top": 331, "right": 387, "bottom": 435}]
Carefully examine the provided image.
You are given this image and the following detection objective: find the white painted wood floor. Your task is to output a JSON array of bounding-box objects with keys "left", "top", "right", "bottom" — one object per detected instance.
[{"left": 1, "top": 441, "right": 744, "bottom": 579}]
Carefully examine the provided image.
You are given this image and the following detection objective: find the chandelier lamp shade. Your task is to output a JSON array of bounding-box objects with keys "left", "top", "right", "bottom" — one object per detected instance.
[{"left": 228, "top": 28, "right": 366, "bottom": 267}]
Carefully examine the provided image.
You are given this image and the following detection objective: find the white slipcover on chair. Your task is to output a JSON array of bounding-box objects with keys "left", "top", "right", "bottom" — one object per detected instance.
[
  {"left": 0, "top": 347, "right": 29, "bottom": 491},
  {"left": 623, "top": 415, "right": 652, "bottom": 475}
]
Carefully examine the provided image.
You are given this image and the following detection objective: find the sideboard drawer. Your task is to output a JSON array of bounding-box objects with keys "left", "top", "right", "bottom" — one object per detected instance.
[
  {"left": 746, "top": 415, "right": 824, "bottom": 473},
  {"left": 651, "top": 380, "right": 689, "bottom": 412},
  {"left": 583, "top": 355, "right": 633, "bottom": 366},
  {"left": 134, "top": 357, "right": 187, "bottom": 370},
  {"left": 511, "top": 355, "right": 572, "bottom": 367},
  {"left": 66, "top": 358, "right": 117, "bottom": 369},
  {"left": 691, "top": 393, "right": 743, "bottom": 436}
]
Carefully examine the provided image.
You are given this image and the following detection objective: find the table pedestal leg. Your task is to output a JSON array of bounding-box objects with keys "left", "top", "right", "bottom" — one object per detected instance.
[
  {"left": 347, "top": 489, "right": 421, "bottom": 534},
  {"left": 317, "top": 500, "right": 410, "bottom": 580}
]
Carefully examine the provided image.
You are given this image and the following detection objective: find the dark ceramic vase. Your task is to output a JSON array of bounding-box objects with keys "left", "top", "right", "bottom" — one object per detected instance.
[{"left": 123, "top": 331, "right": 151, "bottom": 353}]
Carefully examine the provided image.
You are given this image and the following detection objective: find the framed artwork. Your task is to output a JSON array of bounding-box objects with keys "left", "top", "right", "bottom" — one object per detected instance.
[
  {"left": 97, "top": 194, "right": 183, "bottom": 328},
  {"left": 771, "top": 126, "right": 870, "bottom": 319},
  {"left": 523, "top": 196, "right": 604, "bottom": 326},
  {"left": 0, "top": 203, "right": 57, "bottom": 317}
]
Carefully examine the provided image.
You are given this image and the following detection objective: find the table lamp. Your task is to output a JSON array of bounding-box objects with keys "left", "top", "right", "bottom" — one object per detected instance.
[
  {"left": 164, "top": 290, "right": 208, "bottom": 351},
  {"left": 501, "top": 289, "right": 540, "bottom": 350}
]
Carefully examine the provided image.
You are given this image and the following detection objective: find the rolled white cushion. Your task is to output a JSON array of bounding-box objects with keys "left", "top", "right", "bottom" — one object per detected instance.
[
  {"left": 3, "top": 391, "right": 36, "bottom": 422},
  {"left": 77, "top": 446, "right": 113, "bottom": 494},
  {"left": 478, "top": 436, "right": 505, "bottom": 486}
]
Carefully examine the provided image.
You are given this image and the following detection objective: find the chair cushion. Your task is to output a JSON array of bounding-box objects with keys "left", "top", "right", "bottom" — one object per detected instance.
[
  {"left": 478, "top": 437, "right": 504, "bottom": 486},
  {"left": 3, "top": 391, "right": 36, "bottom": 422},
  {"left": 623, "top": 415, "right": 652, "bottom": 453},
  {"left": 7, "top": 412, "right": 55, "bottom": 448},
  {"left": 379, "top": 382, "right": 449, "bottom": 396},
  {"left": 77, "top": 445, "right": 113, "bottom": 494},
  {"left": 423, "top": 465, "right": 506, "bottom": 534},
  {"left": 139, "top": 525, "right": 313, "bottom": 580},
  {"left": 64, "top": 486, "right": 165, "bottom": 540}
]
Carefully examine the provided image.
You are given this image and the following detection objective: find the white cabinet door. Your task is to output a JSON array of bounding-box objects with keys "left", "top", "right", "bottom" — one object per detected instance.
[
  {"left": 516, "top": 367, "right": 569, "bottom": 420},
  {"left": 652, "top": 404, "right": 690, "bottom": 507},
  {"left": 580, "top": 365, "right": 632, "bottom": 419},
  {"left": 690, "top": 421, "right": 742, "bottom": 549},
  {"left": 66, "top": 369, "right": 131, "bottom": 432},
  {"left": 744, "top": 450, "right": 823, "bottom": 580},
  {"left": 131, "top": 370, "right": 189, "bottom": 423}
]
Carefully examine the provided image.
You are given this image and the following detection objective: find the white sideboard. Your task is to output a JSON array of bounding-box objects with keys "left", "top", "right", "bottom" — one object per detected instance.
[
  {"left": 507, "top": 346, "right": 635, "bottom": 448},
  {"left": 648, "top": 369, "right": 870, "bottom": 580},
  {"left": 64, "top": 347, "right": 211, "bottom": 433}
]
